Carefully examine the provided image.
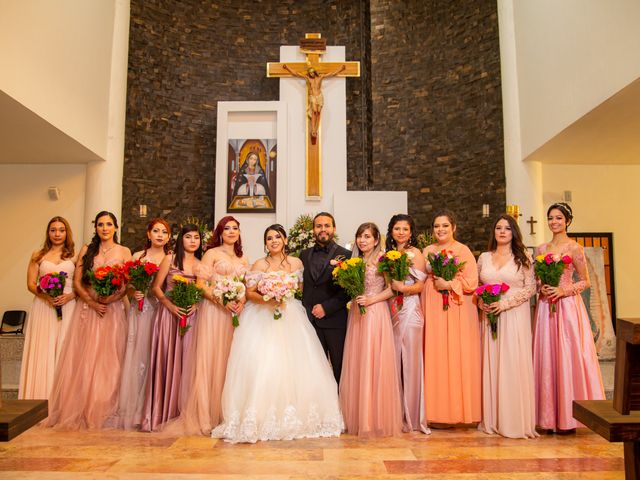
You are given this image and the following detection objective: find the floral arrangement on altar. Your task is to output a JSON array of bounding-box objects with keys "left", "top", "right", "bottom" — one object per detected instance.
[
  {"left": 416, "top": 231, "right": 436, "bottom": 250},
  {"left": 287, "top": 214, "right": 315, "bottom": 257}
]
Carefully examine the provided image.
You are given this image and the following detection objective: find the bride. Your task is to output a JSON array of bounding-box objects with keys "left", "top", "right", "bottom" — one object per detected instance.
[{"left": 212, "top": 224, "right": 343, "bottom": 443}]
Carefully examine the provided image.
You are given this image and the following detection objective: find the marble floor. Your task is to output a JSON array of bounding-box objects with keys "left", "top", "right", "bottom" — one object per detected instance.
[{"left": 0, "top": 425, "right": 624, "bottom": 479}]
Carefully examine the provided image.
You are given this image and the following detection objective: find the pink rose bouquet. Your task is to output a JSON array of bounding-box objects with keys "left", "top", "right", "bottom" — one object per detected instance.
[{"left": 475, "top": 282, "right": 510, "bottom": 339}]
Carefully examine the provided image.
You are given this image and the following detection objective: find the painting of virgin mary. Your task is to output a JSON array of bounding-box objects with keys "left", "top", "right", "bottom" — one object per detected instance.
[{"left": 227, "top": 139, "right": 276, "bottom": 212}]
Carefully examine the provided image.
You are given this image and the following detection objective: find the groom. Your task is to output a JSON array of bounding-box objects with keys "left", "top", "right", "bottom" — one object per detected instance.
[{"left": 300, "top": 212, "right": 351, "bottom": 384}]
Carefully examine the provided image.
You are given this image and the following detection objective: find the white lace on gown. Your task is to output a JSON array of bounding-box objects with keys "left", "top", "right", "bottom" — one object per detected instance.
[{"left": 211, "top": 268, "right": 344, "bottom": 443}]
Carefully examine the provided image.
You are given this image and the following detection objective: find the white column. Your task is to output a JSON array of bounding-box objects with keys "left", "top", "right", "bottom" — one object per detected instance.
[{"left": 83, "top": 0, "right": 130, "bottom": 242}]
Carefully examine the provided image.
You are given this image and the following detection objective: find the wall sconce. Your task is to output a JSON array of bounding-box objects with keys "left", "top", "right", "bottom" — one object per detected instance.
[
  {"left": 482, "top": 204, "right": 490, "bottom": 218},
  {"left": 47, "top": 186, "right": 60, "bottom": 201},
  {"left": 139, "top": 204, "right": 148, "bottom": 218},
  {"left": 506, "top": 204, "right": 521, "bottom": 222}
]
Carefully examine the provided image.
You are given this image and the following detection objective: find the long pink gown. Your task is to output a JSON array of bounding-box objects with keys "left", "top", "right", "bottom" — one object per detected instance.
[
  {"left": 113, "top": 291, "right": 159, "bottom": 429},
  {"left": 477, "top": 252, "right": 538, "bottom": 438},
  {"left": 340, "top": 263, "right": 403, "bottom": 438},
  {"left": 176, "top": 260, "right": 247, "bottom": 435},
  {"left": 140, "top": 266, "right": 198, "bottom": 432},
  {"left": 390, "top": 266, "right": 429, "bottom": 433},
  {"left": 19, "top": 259, "right": 75, "bottom": 400},
  {"left": 533, "top": 241, "right": 605, "bottom": 430},
  {"left": 422, "top": 241, "right": 481, "bottom": 424},
  {"left": 45, "top": 256, "right": 128, "bottom": 430}
]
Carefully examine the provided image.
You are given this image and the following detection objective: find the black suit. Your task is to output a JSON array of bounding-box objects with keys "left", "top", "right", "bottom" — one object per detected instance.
[{"left": 300, "top": 242, "right": 351, "bottom": 383}]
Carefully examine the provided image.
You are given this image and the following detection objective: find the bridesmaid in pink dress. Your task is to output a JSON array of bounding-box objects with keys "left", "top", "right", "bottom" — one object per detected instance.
[
  {"left": 46, "top": 211, "right": 132, "bottom": 429},
  {"left": 422, "top": 209, "right": 481, "bottom": 426},
  {"left": 477, "top": 214, "right": 538, "bottom": 438},
  {"left": 340, "top": 222, "right": 403, "bottom": 438},
  {"left": 114, "top": 218, "right": 170, "bottom": 429},
  {"left": 140, "top": 223, "right": 202, "bottom": 431},
  {"left": 533, "top": 202, "right": 604, "bottom": 433},
  {"left": 177, "top": 216, "right": 249, "bottom": 435},
  {"left": 385, "top": 214, "right": 429, "bottom": 434},
  {"left": 19, "top": 217, "right": 77, "bottom": 400}
]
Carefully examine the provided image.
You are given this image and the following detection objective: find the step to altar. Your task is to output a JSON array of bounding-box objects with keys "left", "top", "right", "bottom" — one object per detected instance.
[{"left": 0, "top": 335, "right": 23, "bottom": 400}]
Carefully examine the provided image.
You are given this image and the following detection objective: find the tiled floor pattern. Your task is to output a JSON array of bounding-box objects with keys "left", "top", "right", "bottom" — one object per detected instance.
[{"left": 0, "top": 426, "right": 624, "bottom": 479}]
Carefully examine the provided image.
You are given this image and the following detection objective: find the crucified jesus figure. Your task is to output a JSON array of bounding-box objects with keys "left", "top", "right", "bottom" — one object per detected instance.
[{"left": 283, "top": 64, "right": 346, "bottom": 144}]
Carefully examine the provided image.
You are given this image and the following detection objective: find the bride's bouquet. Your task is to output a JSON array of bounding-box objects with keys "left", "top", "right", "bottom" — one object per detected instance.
[
  {"left": 257, "top": 271, "right": 299, "bottom": 320},
  {"left": 213, "top": 276, "right": 246, "bottom": 327}
]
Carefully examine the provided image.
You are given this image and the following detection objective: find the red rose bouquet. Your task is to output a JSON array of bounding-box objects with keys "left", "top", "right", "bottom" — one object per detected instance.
[
  {"left": 123, "top": 260, "right": 160, "bottom": 311},
  {"left": 475, "top": 282, "right": 510, "bottom": 339},
  {"left": 38, "top": 271, "right": 68, "bottom": 320},
  {"left": 427, "top": 249, "right": 466, "bottom": 310},
  {"left": 534, "top": 253, "right": 571, "bottom": 313}
]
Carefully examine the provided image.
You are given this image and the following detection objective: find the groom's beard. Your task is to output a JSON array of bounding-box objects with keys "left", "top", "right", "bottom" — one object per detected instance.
[{"left": 314, "top": 232, "right": 333, "bottom": 246}]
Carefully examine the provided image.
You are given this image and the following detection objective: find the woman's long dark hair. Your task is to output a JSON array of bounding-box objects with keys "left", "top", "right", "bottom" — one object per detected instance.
[
  {"left": 487, "top": 214, "right": 530, "bottom": 270},
  {"left": 82, "top": 211, "right": 119, "bottom": 283},
  {"left": 385, "top": 214, "right": 417, "bottom": 251},
  {"left": 207, "top": 215, "right": 243, "bottom": 257},
  {"left": 173, "top": 224, "right": 203, "bottom": 270},
  {"left": 264, "top": 224, "right": 290, "bottom": 268},
  {"left": 140, "top": 218, "right": 172, "bottom": 259}
]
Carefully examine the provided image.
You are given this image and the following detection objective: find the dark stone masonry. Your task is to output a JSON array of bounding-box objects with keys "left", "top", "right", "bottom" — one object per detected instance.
[{"left": 123, "top": 0, "right": 504, "bottom": 253}]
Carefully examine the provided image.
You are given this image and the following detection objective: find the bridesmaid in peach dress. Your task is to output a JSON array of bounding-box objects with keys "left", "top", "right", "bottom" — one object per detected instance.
[
  {"left": 422, "top": 209, "right": 481, "bottom": 426},
  {"left": 46, "top": 211, "right": 132, "bottom": 429},
  {"left": 177, "top": 216, "right": 249, "bottom": 435},
  {"left": 114, "top": 218, "right": 170, "bottom": 429},
  {"left": 385, "top": 214, "right": 429, "bottom": 434},
  {"left": 534, "top": 202, "right": 604, "bottom": 433},
  {"left": 340, "top": 222, "right": 403, "bottom": 438},
  {"left": 19, "top": 217, "right": 77, "bottom": 400},
  {"left": 140, "top": 223, "right": 202, "bottom": 432},
  {"left": 477, "top": 215, "right": 537, "bottom": 438}
]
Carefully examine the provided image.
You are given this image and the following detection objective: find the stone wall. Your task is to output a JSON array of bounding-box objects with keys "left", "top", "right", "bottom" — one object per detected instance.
[
  {"left": 123, "top": 0, "right": 370, "bottom": 248},
  {"left": 123, "top": 0, "right": 504, "bottom": 252},
  {"left": 370, "top": 0, "right": 505, "bottom": 250}
]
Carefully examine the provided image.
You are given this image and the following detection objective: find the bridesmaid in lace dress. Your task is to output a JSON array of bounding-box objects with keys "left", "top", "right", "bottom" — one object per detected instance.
[
  {"left": 19, "top": 216, "right": 77, "bottom": 400},
  {"left": 477, "top": 214, "right": 538, "bottom": 438},
  {"left": 340, "top": 222, "right": 403, "bottom": 438},
  {"left": 115, "top": 218, "right": 170, "bottom": 429},
  {"left": 141, "top": 223, "right": 202, "bottom": 431},
  {"left": 46, "top": 211, "right": 132, "bottom": 429},
  {"left": 385, "top": 214, "right": 429, "bottom": 434},
  {"left": 533, "top": 202, "right": 604, "bottom": 433},
  {"left": 422, "top": 209, "right": 480, "bottom": 427},
  {"left": 177, "top": 216, "right": 249, "bottom": 435}
]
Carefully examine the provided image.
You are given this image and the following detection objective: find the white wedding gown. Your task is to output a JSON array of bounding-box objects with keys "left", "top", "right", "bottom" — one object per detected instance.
[{"left": 211, "top": 269, "right": 343, "bottom": 443}]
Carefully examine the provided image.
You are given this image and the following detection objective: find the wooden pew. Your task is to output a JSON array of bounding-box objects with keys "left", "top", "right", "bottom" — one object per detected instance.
[{"left": 574, "top": 317, "right": 640, "bottom": 479}]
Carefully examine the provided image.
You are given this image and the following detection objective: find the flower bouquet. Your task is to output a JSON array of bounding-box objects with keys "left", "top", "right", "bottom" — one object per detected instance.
[
  {"left": 427, "top": 250, "right": 466, "bottom": 310},
  {"left": 534, "top": 253, "right": 571, "bottom": 313},
  {"left": 287, "top": 214, "right": 315, "bottom": 257},
  {"left": 257, "top": 271, "right": 299, "bottom": 320},
  {"left": 39, "top": 271, "right": 68, "bottom": 320},
  {"left": 87, "top": 265, "right": 127, "bottom": 300},
  {"left": 213, "top": 276, "right": 246, "bottom": 327},
  {"left": 123, "top": 260, "right": 160, "bottom": 311},
  {"left": 166, "top": 274, "right": 203, "bottom": 336},
  {"left": 332, "top": 257, "right": 366, "bottom": 315},
  {"left": 476, "top": 283, "right": 510, "bottom": 339},
  {"left": 377, "top": 250, "right": 412, "bottom": 311}
]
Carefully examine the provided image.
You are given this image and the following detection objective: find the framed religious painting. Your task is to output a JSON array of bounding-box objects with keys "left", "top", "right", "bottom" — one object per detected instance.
[{"left": 226, "top": 138, "right": 277, "bottom": 213}]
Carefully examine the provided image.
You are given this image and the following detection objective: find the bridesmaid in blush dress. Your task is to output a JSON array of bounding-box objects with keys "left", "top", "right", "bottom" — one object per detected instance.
[
  {"left": 385, "top": 214, "right": 429, "bottom": 434},
  {"left": 176, "top": 216, "right": 249, "bottom": 435},
  {"left": 477, "top": 215, "right": 538, "bottom": 439},
  {"left": 533, "top": 202, "right": 604, "bottom": 433},
  {"left": 340, "top": 222, "right": 403, "bottom": 438},
  {"left": 19, "top": 216, "right": 77, "bottom": 400},
  {"left": 114, "top": 218, "right": 170, "bottom": 430},
  {"left": 45, "top": 211, "right": 132, "bottom": 429},
  {"left": 422, "top": 209, "right": 481, "bottom": 427},
  {"left": 140, "top": 223, "right": 202, "bottom": 432}
]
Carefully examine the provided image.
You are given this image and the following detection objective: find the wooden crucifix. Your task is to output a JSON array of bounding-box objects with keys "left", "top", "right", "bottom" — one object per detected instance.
[
  {"left": 526, "top": 215, "right": 538, "bottom": 235},
  {"left": 267, "top": 33, "right": 360, "bottom": 198}
]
